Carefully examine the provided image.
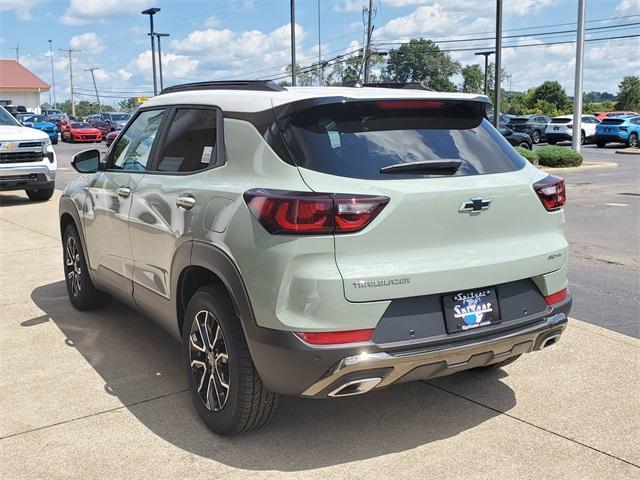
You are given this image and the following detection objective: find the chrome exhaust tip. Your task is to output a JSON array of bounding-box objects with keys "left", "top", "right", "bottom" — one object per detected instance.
[
  {"left": 541, "top": 333, "right": 561, "bottom": 349},
  {"left": 327, "top": 377, "right": 382, "bottom": 398}
]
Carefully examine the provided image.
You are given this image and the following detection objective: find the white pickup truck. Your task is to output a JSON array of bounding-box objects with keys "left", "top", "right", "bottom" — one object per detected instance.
[{"left": 0, "top": 105, "right": 56, "bottom": 201}]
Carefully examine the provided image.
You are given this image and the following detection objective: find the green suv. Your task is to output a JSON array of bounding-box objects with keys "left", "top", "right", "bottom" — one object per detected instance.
[{"left": 59, "top": 81, "right": 571, "bottom": 435}]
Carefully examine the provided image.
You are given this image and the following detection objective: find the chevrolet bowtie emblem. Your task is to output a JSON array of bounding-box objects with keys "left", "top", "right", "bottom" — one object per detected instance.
[{"left": 459, "top": 197, "right": 492, "bottom": 214}]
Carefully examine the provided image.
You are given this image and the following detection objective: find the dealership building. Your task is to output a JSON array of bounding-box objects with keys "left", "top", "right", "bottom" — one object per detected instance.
[{"left": 0, "top": 59, "right": 50, "bottom": 114}]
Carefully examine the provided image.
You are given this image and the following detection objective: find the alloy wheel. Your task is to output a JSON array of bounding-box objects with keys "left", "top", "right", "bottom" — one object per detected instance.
[
  {"left": 629, "top": 134, "right": 638, "bottom": 148},
  {"left": 65, "top": 236, "right": 82, "bottom": 297},
  {"left": 189, "top": 310, "right": 230, "bottom": 412}
]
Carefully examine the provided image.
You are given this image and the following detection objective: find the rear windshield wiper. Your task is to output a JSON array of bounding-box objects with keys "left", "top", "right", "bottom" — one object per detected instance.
[{"left": 380, "top": 159, "right": 462, "bottom": 174}]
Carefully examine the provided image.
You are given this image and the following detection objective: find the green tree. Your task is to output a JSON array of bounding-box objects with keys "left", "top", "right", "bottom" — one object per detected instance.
[
  {"left": 118, "top": 97, "right": 137, "bottom": 112},
  {"left": 615, "top": 75, "right": 640, "bottom": 111},
  {"left": 386, "top": 39, "right": 460, "bottom": 92},
  {"left": 461, "top": 64, "right": 483, "bottom": 93},
  {"left": 529, "top": 81, "right": 569, "bottom": 111}
]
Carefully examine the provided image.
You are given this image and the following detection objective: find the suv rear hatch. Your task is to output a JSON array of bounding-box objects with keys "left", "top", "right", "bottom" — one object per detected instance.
[{"left": 275, "top": 98, "right": 567, "bottom": 302}]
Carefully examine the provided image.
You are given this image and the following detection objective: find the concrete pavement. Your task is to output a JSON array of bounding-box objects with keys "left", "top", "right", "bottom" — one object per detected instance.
[{"left": 1, "top": 191, "right": 639, "bottom": 479}]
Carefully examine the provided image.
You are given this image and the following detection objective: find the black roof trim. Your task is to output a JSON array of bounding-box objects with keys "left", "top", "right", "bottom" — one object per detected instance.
[
  {"left": 341, "top": 81, "right": 433, "bottom": 91},
  {"left": 160, "top": 80, "right": 285, "bottom": 95}
]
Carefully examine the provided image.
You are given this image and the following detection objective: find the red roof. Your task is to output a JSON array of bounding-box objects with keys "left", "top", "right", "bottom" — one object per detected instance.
[{"left": 0, "top": 59, "right": 49, "bottom": 90}]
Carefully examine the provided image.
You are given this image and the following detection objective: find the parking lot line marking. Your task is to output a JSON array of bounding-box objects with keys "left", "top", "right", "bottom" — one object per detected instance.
[
  {"left": 604, "top": 203, "right": 629, "bottom": 207},
  {"left": 425, "top": 381, "right": 640, "bottom": 469}
]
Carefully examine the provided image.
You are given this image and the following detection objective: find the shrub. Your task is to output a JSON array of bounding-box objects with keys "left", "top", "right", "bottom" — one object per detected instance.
[
  {"left": 536, "top": 145, "right": 583, "bottom": 167},
  {"left": 515, "top": 146, "right": 539, "bottom": 164}
]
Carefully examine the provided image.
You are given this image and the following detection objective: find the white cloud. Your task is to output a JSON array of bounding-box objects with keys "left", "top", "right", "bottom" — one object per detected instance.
[
  {"left": 69, "top": 32, "right": 105, "bottom": 53},
  {"left": 117, "top": 69, "right": 132, "bottom": 81},
  {"left": 0, "top": 0, "right": 42, "bottom": 21},
  {"left": 616, "top": 0, "right": 640, "bottom": 14},
  {"left": 333, "top": 1, "right": 366, "bottom": 12},
  {"left": 131, "top": 50, "right": 199, "bottom": 79},
  {"left": 59, "top": 0, "right": 151, "bottom": 26}
]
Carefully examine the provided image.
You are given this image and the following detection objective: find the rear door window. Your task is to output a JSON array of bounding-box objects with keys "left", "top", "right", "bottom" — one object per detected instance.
[{"left": 280, "top": 100, "right": 525, "bottom": 180}]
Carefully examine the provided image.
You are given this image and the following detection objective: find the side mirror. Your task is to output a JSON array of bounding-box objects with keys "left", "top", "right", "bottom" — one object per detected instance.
[{"left": 72, "top": 149, "right": 100, "bottom": 173}]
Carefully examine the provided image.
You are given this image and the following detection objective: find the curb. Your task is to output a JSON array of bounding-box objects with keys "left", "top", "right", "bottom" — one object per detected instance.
[
  {"left": 615, "top": 148, "right": 640, "bottom": 155},
  {"left": 538, "top": 161, "right": 618, "bottom": 173}
]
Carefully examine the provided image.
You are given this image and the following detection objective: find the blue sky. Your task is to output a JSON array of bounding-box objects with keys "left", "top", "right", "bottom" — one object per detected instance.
[{"left": 0, "top": 0, "right": 638, "bottom": 106}]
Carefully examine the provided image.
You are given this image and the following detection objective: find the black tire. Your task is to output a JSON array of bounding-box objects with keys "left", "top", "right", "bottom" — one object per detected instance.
[
  {"left": 52, "top": 139, "right": 58, "bottom": 145},
  {"left": 182, "top": 286, "right": 279, "bottom": 435},
  {"left": 531, "top": 130, "right": 541, "bottom": 144},
  {"left": 474, "top": 354, "right": 522, "bottom": 371},
  {"left": 596, "top": 141, "right": 607, "bottom": 148},
  {"left": 25, "top": 185, "right": 54, "bottom": 201},
  {"left": 62, "top": 224, "right": 111, "bottom": 310},
  {"left": 627, "top": 132, "right": 638, "bottom": 148},
  {"left": 580, "top": 131, "right": 585, "bottom": 145},
  {"left": 518, "top": 141, "right": 531, "bottom": 150}
]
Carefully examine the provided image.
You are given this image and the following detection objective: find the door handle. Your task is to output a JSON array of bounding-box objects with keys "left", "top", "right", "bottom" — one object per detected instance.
[
  {"left": 176, "top": 194, "right": 196, "bottom": 210},
  {"left": 116, "top": 187, "right": 131, "bottom": 198}
]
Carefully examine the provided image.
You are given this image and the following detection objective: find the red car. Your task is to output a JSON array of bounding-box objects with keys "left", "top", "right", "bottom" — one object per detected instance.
[
  {"left": 62, "top": 122, "right": 102, "bottom": 143},
  {"left": 105, "top": 129, "right": 120, "bottom": 147},
  {"left": 594, "top": 110, "right": 638, "bottom": 121}
]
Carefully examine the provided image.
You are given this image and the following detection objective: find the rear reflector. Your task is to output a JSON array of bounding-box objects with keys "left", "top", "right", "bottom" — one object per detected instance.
[
  {"left": 244, "top": 189, "right": 388, "bottom": 235},
  {"left": 533, "top": 175, "right": 566, "bottom": 211},
  {"left": 545, "top": 288, "right": 568, "bottom": 305},
  {"left": 296, "top": 329, "right": 374, "bottom": 345}
]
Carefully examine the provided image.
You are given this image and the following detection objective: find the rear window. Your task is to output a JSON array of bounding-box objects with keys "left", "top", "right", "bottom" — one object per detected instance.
[
  {"left": 601, "top": 118, "right": 625, "bottom": 125},
  {"left": 280, "top": 100, "right": 526, "bottom": 180},
  {"left": 550, "top": 118, "right": 571, "bottom": 124},
  {"left": 509, "top": 117, "right": 529, "bottom": 124}
]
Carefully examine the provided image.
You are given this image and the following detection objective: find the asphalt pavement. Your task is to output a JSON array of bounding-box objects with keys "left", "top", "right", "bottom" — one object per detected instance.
[{"left": 48, "top": 141, "right": 640, "bottom": 339}]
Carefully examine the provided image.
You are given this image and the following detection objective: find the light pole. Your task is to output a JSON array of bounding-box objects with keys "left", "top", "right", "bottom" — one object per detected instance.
[
  {"left": 152, "top": 33, "right": 170, "bottom": 91},
  {"left": 474, "top": 51, "right": 494, "bottom": 95},
  {"left": 493, "top": 0, "right": 503, "bottom": 128},
  {"left": 60, "top": 48, "right": 81, "bottom": 117},
  {"left": 85, "top": 67, "right": 101, "bottom": 113},
  {"left": 572, "top": 0, "right": 586, "bottom": 152},
  {"left": 48, "top": 40, "right": 56, "bottom": 108},
  {"left": 142, "top": 7, "right": 161, "bottom": 96},
  {"left": 290, "top": 0, "right": 296, "bottom": 86}
]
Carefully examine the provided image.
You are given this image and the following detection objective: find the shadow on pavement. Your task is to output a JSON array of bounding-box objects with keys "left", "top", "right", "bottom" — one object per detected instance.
[
  {"left": 29, "top": 281, "right": 517, "bottom": 472},
  {"left": 0, "top": 193, "right": 32, "bottom": 206}
]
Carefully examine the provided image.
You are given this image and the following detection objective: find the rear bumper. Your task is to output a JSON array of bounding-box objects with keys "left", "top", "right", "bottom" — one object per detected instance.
[
  {"left": 248, "top": 295, "right": 571, "bottom": 397},
  {"left": 545, "top": 133, "right": 572, "bottom": 142},
  {"left": 595, "top": 134, "right": 627, "bottom": 143}
]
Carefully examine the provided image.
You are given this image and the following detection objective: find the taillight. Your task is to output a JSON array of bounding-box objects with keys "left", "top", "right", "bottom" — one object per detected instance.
[
  {"left": 533, "top": 175, "right": 565, "bottom": 211},
  {"left": 545, "top": 288, "right": 568, "bottom": 305},
  {"left": 620, "top": 126, "right": 628, "bottom": 131},
  {"left": 295, "top": 328, "right": 374, "bottom": 345},
  {"left": 244, "top": 189, "right": 388, "bottom": 235}
]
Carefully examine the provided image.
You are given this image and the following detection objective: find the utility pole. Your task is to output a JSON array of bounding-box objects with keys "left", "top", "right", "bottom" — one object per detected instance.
[
  {"left": 474, "top": 51, "right": 494, "bottom": 95},
  {"left": 493, "top": 0, "right": 503, "bottom": 128},
  {"left": 363, "top": 0, "right": 374, "bottom": 83},
  {"left": 152, "top": 33, "right": 170, "bottom": 91},
  {"left": 48, "top": 40, "right": 56, "bottom": 108},
  {"left": 142, "top": 7, "right": 161, "bottom": 96},
  {"left": 85, "top": 68, "right": 102, "bottom": 113},
  {"left": 317, "top": 0, "right": 322, "bottom": 86},
  {"left": 572, "top": 0, "right": 586, "bottom": 152},
  {"left": 60, "top": 48, "right": 81, "bottom": 117},
  {"left": 290, "top": 0, "right": 296, "bottom": 86},
  {"left": 11, "top": 45, "right": 19, "bottom": 62}
]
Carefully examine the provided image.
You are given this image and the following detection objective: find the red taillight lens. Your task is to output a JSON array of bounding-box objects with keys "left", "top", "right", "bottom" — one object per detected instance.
[
  {"left": 545, "top": 288, "right": 568, "bottom": 305},
  {"left": 533, "top": 175, "right": 566, "bottom": 211},
  {"left": 244, "top": 189, "right": 388, "bottom": 235},
  {"left": 296, "top": 329, "right": 374, "bottom": 345}
]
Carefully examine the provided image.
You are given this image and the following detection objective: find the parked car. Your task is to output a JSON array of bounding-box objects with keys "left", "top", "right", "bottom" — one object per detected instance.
[
  {"left": 104, "top": 129, "right": 120, "bottom": 147},
  {"left": 46, "top": 113, "right": 69, "bottom": 133},
  {"left": 94, "top": 112, "right": 132, "bottom": 136},
  {"left": 61, "top": 122, "right": 102, "bottom": 143},
  {"left": 3, "top": 105, "right": 27, "bottom": 117},
  {"left": 86, "top": 114, "right": 101, "bottom": 128},
  {"left": 545, "top": 115, "right": 600, "bottom": 145},
  {"left": 507, "top": 115, "right": 550, "bottom": 144},
  {"left": 498, "top": 114, "right": 514, "bottom": 127},
  {"left": 595, "top": 115, "right": 640, "bottom": 148},
  {"left": 42, "top": 108, "right": 64, "bottom": 117},
  {"left": 594, "top": 110, "right": 638, "bottom": 121},
  {"left": 499, "top": 126, "right": 533, "bottom": 149},
  {"left": 21, "top": 114, "right": 58, "bottom": 144},
  {"left": 0, "top": 105, "right": 56, "bottom": 201},
  {"left": 61, "top": 81, "right": 571, "bottom": 435}
]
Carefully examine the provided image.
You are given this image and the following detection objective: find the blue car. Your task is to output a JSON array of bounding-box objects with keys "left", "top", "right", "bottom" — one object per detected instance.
[
  {"left": 22, "top": 114, "right": 58, "bottom": 144},
  {"left": 595, "top": 115, "right": 640, "bottom": 148}
]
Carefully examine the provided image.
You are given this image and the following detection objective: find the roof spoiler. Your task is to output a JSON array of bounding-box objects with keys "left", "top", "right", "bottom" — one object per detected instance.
[{"left": 341, "top": 81, "right": 432, "bottom": 91}]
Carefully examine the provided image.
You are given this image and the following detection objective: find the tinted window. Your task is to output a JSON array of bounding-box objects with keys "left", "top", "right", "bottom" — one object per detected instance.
[
  {"left": 156, "top": 108, "right": 218, "bottom": 172},
  {"left": 282, "top": 100, "right": 525, "bottom": 180},
  {"left": 550, "top": 118, "right": 571, "bottom": 124},
  {"left": 509, "top": 117, "right": 529, "bottom": 124},
  {"left": 109, "top": 109, "right": 165, "bottom": 171}
]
